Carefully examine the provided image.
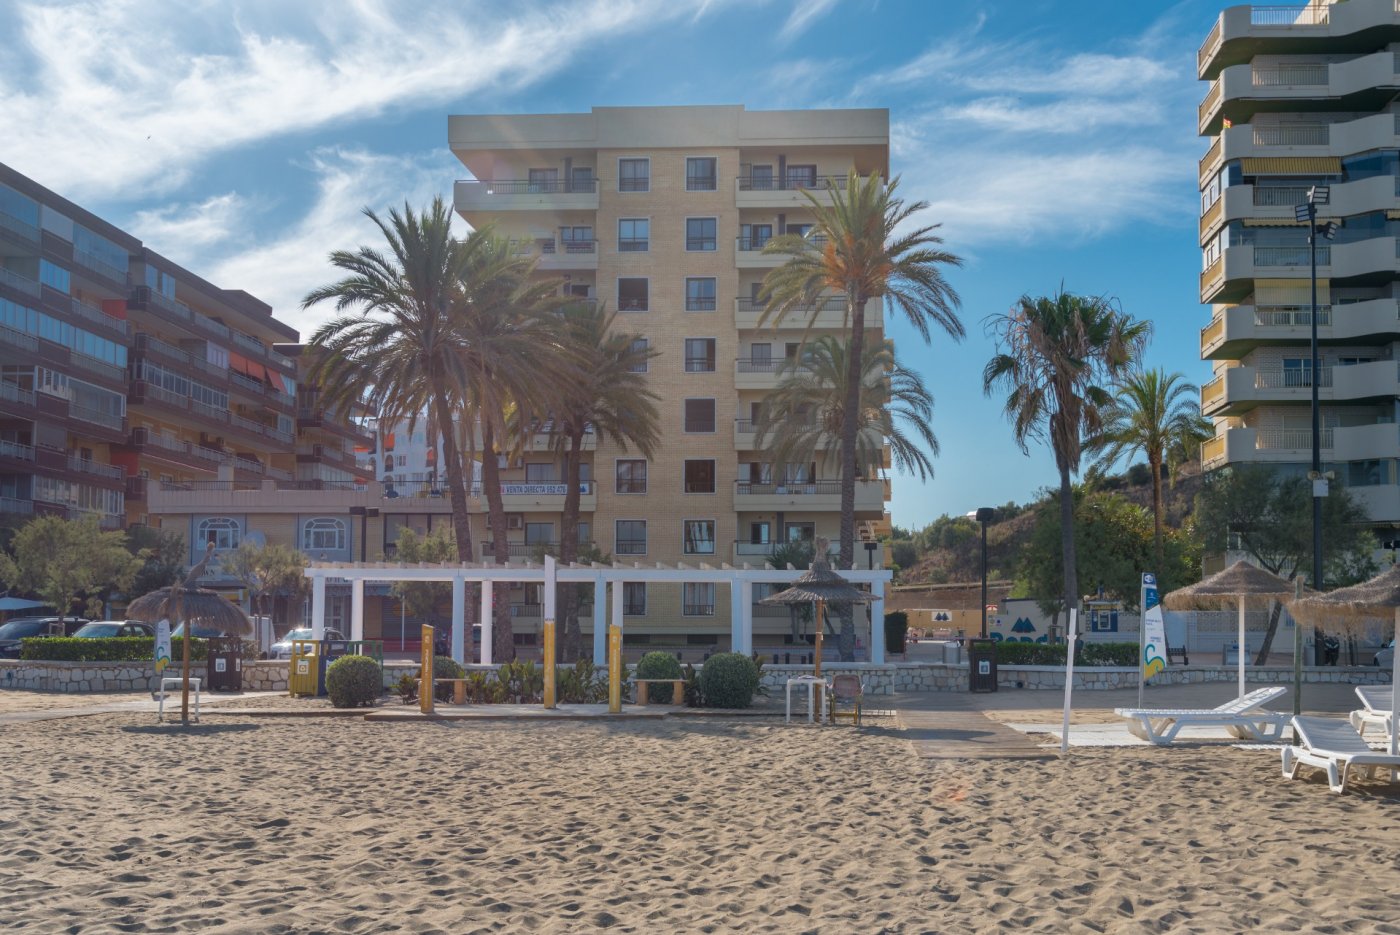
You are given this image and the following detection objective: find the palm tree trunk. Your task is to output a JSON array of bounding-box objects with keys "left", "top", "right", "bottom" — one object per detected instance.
[
  {"left": 1059, "top": 464, "right": 1078, "bottom": 624},
  {"left": 433, "top": 394, "right": 475, "bottom": 564},
  {"left": 559, "top": 425, "right": 584, "bottom": 661},
  {"left": 836, "top": 291, "right": 867, "bottom": 661},
  {"left": 1150, "top": 451, "right": 1164, "bottom": 572},
  {"left": 480, "top": 420, "right": 514, "bottom": 661}
]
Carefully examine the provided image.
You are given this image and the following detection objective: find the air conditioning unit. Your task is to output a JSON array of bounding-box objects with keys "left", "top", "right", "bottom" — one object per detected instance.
[{"left": 507, "top": 514, "right": 524, "bottom": 530}]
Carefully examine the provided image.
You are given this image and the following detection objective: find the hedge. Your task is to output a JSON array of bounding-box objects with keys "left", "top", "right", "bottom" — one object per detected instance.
[
  {"left": 992, "top": 641, "right": 1139, "bottom": 667},
  {"left": 19, "top": 636, "right": 209, "bottom": 662}
]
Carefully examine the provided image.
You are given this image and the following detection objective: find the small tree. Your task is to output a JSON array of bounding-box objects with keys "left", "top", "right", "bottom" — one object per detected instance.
[
  {"left": 388, "top": 526, "right": 457, "bottom": 634},
  {"left": 767, "top": 540, "right": 817, "bottom": 642},
  {"left": 0, "top": 515, "right": 142, "bottom": 619},
  {"left": 126, "top": 526, "right": 186, "bottom": 596},
  {"left": 219, "top": 541, "right": 309, "bottom": 628}
]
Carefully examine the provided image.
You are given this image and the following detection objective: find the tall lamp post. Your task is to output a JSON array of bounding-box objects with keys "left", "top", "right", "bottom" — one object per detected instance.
[
  {"left": 975, "top": 507, "right": 995, "bottom": 638},
  {"left": 1295, "top": 186, "right": 1338, "bottom": 662}
]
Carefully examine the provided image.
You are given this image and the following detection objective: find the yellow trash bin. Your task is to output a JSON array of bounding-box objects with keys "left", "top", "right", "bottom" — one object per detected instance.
[{"left": 288, "top": 639, "right": 320, "bottom": 697}]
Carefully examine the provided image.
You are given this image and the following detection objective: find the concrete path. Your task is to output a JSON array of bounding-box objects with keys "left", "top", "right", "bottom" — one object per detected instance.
[{"left": 893, "top": 693, "right": 1056, "bottom": 760}]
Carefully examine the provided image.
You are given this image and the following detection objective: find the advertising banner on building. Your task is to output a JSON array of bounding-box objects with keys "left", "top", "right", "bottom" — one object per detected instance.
[{"left": 1140, "top": 573, "right": 1167, "bottom": 681}]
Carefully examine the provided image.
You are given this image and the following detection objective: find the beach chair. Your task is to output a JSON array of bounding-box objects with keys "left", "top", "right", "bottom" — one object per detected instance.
[
  {"left": 1349, "top": 686, "right": 1395, "bottom": 737},
  {"left": 1114, "top": 686, "right": 1290, "bottom": 745},
  {"left": 827, "top": 674, "right": 864, "bottom": 726},
  {"left": 1282, "top": 715, "right": 1400, "bottom": 794}
]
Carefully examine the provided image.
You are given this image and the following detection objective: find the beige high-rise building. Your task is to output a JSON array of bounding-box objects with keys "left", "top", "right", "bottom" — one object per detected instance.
[
  {"left": 449, "top": 105, "right": 894, "bottom": 653},
  {"left": 1198, "top": 1, "right": 1400, "bottom": 531}
]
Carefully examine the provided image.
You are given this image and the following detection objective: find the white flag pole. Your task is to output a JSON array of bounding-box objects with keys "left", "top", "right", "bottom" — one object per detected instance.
[
  {"left": 1138, "top": 577, "right": 1147, "bottom": 709},
  {"left": 1060, "top": 608, "right": 1078, "bottom": 755}
]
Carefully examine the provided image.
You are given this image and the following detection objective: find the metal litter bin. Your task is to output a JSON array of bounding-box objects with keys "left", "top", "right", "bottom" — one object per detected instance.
[
  {"left": 317, "top": 639, "right": 353, "bottom": 696},
  {"left": 205, "top": 636, "right": 243, "bottom": 692},
  {"left": 968, "top": 638, "right": 998, "bottom": 693},
  {"left": 289, "top": 639, "right": 320, "bottom": 697}
]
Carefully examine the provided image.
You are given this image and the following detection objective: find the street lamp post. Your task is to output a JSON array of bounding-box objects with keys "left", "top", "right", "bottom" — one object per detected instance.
[
  {"left": 975, "top": 507, "right": 995, "bottom": 638},
  {"left": 1294, "top": 187, "right": 1338, "bottom": 663}
]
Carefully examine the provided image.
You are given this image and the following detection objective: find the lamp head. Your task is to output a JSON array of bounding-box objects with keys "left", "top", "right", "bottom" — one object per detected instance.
[
  {"left": 1293, "top": 203, "right": 1313, "bottom": 223},
  {"left": 975, "top": 507, "right": 995, "bottom": 523},
  {"left": 1320, "top": 220, "right": 1339, "bottom": 241},
  {"left": 1307, "top": 185, "right": 1330, "bottom": 206}
]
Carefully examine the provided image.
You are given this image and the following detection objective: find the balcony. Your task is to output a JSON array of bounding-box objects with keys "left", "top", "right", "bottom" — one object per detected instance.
[
  {"left": 67, "top": 455, "right": 125, "bottom": 483},
  {"left": 732, "top": 479, "right": 886, "bottom": 517},
  {"left": 0, "top": 324, "right": 38, "bottom": 354},
  {"left": 735, "top": 357, "right": 812, "bottom": 390},
  {"left": 535, "top": 238, "right": 598, "bottom": 272},
  {"left": 735, "top": 175, "right": 868, "bottom": 209},
  {"left": 1201, "top": 238, "right": 1400, "bottom": 305},
  {"left": 1196, "top": 1, "right": 1397, "bottom": 80},
  {"left": 122, "top": 427, "right": 226, "bottom": 471},
  {"left": 0, "top": 209, "right": 40, "bottom": 246},
  {"left": 1208, "top": 176, "right": 1400, "bottom": 242},
  {"left": 1201, "top": 299, "right": 1400, "bottom": 360},
  {"left": 469, "top": 481, "right": 596, "bottom": 513},
  {"left": 735, "top": 295, "right": 881, "bottom": 330},
  {"left": 1347, "top": 483, "right": 1400, "bottom": 523},
  {"left": 734, "top": 418, "right": 758, "bottom": 449},
  {"left": 1334, "top": 422, "right": 1400, "bottom": 462},
  {"left": 454, "top": 178, "right": 599, "bottom": 213},
  {"left": 0, "top": 439, "right": 35, "bottom": 467},
  {"left": 297, "top": 408, "right": 376, "bottom": 447},
  {"left": 1199, "top": 426, "right": 1335, "bottom": 471},
  {"left": 72, "top": 250, "right": 129, "bottom": 290},
  {"left": 1201, "top": 49, "right": 1400, "bottom": 136},
  {"left": 1201, "top": 361, "right": 1400, "bottom": 416}
]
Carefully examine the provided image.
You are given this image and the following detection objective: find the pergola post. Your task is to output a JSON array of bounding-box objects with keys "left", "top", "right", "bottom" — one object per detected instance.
[
  {"left": 479, "top": 581, "right": 493, "bottom": 665},
  {"left": 451, "top": 577, "right": 466, "bottom": 665},
  {"left": 610, "top": 579, "right": 625, "bottom": 675},
  {"left": 310, "top": 574, "right": 326, "bottom": 640},
  {"left": 870, "top": 593, "right": 885, "bottom": 664},
  {"left": 350, "top": 578, "right": 365, "bottom": 642},
  {"left": 592, "top": 576, "right": 607, "bottom": 666},
  {"left": 737, "top": 579, "right": 753, "bottom": 656}
]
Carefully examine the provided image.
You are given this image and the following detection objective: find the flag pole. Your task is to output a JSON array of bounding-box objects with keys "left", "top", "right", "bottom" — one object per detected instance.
[{"left": 1060, "top": 609, "right": 1078, "bottom": 756}]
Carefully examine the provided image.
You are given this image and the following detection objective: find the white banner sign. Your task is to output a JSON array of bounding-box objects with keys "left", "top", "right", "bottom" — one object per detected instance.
[
  {"left": 1140, "top": 573, "right": 1167, "bottom": 680},
  {"left": 154, "top": 618, "right": 171, "bottom": 675}
]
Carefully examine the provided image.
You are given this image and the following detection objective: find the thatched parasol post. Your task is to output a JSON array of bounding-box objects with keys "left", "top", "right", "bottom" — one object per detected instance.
[
  {"left": 175, "top": 587, "right": 190, "bottom": 725},
  {"left": 760, "top": 538, "right": 870, "bottom": 682},
  {"left": 814, "top": 599, "right": 825, "bottom": 679}
]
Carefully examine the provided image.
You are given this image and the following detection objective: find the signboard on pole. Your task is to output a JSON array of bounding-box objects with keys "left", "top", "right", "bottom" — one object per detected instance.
[
  {"left": 154, "top": 618, "right": 171, "bottom": 675},
  {"left": 1140, "top": 572, "right": 1167, "bottom": 683}
]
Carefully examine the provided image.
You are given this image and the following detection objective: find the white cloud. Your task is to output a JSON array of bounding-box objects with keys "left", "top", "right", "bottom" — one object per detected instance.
[
  {"left": 779, "top": 0, "right": 840, "bottom": 42},
  {"left": 128, "top": 193, "right": 250, "bottom": 249}
]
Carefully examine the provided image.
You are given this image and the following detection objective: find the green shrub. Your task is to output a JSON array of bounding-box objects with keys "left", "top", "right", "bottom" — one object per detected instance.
[
  {"left": 634, "top": 651, "right": 683, "bottom": 703},
  {"left": 698, "top": 652, "right": 759, "bottom": 708},
  {"left": 991, "top": 641, "right": 1139, "bottom": 667},
  {"left": 393, "top": 673, "right": 418, "bottom": 704},
  {"left": 557, "top": 659, "right": 608, "bottom": 704},
  {"left": 20, "top": 636, "right": 208, "bottom": 662},
  {"left": 326, "top": 655, "right": 383, "bottom": 708},
  {"left": 884, "top": 611, "right": 909, "bottom": 654},
  {"left": 1078, "top": 642, "right": 1139, "bottom": 667},
  {"left": 430, "top": 655, "right": 465, "bottom": 702}
]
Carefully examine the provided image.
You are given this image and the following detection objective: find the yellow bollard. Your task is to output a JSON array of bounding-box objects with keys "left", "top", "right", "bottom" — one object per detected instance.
[
  {"left": 607, "top": 624, "right": 622, "bottom": 714},
  {"left": 542, "top": 618, "right": 557, "bottom": 709},
  {"left": 420, "top": 624, "right": 435, "bottom": 715}
]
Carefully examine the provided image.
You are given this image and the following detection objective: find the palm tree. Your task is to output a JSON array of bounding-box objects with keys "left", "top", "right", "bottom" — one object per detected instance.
[
  {"left": 302, "top": 198, "right": 480, "bottom": 566},
  {"left": 760, "top": 173, "right": 962, "bottom": 579},
  {"left": 1086, "top": 368, "right": 1212, "bottom": 567},
  {"left": 754, "top": 335, "right": 940, "bottom": 484},
  {"left": 766, "top": 539, "right": 816, "bottom": 642},
  {"left": 982, "top": 290, "right": 1149, "bottom": 624},
  {"left": 542, "top": 300, "right": 660, "bottom": 660}
]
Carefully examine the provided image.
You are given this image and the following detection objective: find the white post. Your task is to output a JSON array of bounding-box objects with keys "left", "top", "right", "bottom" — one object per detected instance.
[
  {"left": 350, "top": 578, "right": 364, "bottom": 642},
  {"left": 1237, "top": 596, "right": 1247, "bottom": 699},
  {"left": 611, "top": 579, "right": 625, "bottom": 682},
  {"left": 544, "top": 555, "right": 557, "bottom": 620},
  {"left": 451, "top": 577, "right": 466, "bottom": 665},
  {"left": 1390, "top": 607, "right": 1398, "bottom": 757},
  {"left": 730, "top": 579, "right": 744, "bottom": 655},
  {"left": 1060, "top": 609, "right": 1078, "bottom": 755},
  {"left": 738, "top": 579, "right": 753, "bottom": 656},
  {"left": 479, "top": 580, "right": 493, "bottom": 665},
  {"left": 870, "top": 594, "right": 885, "bottom": 665},
  {"left": 310, "top": 574, "right": 326, "bottom": 640},
  {"left": 592, "top": 576, "right": 607, "bottom": 666}
]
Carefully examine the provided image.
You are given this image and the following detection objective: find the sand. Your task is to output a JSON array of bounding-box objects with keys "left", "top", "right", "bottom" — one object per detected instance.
[{"left": 1, "top": 696, "right": 1398, "bottom": 934}]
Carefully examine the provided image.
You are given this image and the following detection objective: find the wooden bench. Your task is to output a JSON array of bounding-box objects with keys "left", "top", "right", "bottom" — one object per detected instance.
[
  {"left": 419, "top": 678, "right": 472, "bottom": 704},
  {"left": 633, "top": 678, "right": 686, "bottom": 706}
]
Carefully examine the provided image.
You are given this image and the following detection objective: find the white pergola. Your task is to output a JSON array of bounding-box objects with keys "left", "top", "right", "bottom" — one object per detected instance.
[{"left": 305, "top": 560, "right": 894, "bottom": 665}]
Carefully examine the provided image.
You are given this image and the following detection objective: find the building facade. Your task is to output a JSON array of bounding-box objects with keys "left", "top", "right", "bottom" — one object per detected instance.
[
  {"left": 1198, "top": 1, "right": 1400, "bottom": 532},
  {"left": 447, "top": 105, "right": 893, "bottom": 652}
]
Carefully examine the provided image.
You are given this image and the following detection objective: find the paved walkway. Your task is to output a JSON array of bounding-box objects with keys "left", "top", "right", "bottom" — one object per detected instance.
[{"left": 892, "top": 693, "right": 1056, "bottom": 760}]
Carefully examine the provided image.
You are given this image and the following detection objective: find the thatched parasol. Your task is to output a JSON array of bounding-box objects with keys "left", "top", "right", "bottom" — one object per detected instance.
[
  {"left": 1289, "top": 565, "right": 1399, "bottom": 756},
  {"left": 127, "top": 542, "right": 252, "bottom": 724},
  {"left": 760, "top": 538, "right": 871, "bottom": 678},
  {"left": 1162, "top": 561, "right": 1297, "bottom": 699}
]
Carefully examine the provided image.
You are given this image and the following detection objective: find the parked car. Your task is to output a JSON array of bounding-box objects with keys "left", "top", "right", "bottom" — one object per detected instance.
[
  {"left": 71, "top": 621, "right": 155, "bottom": 639},
  {"left": 1375, "top": 640, "right": 1395, "bottom": 669},
  {"left": 170, "top": 622, "right": 229, "bottom": 640},
  {"left": 269, "top": 627, "right": 347, "bottom": 659},
  {"left": 0, "top": 617, "right": 89, "bottom": 657}
]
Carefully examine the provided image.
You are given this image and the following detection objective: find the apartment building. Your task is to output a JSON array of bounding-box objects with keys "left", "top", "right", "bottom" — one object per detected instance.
[
  {"left": 0, "top": 163, "right": 373, "bottom": 553},
  {"left": 447, "top": 105, "right": 894, "bottom": 651},
  {"left": 1198, "top": 0, "right": 1400, "bottom": 529}
]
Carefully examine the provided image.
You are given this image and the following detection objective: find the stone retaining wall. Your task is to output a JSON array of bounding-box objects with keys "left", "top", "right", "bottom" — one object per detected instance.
[{"left": 0, "top": 659, "right": 209, "bottom": 693}]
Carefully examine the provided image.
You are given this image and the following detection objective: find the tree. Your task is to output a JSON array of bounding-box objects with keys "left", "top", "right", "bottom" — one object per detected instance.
[
  {"left": 539, "top": 301, "right": 659, "bottom": 661},
  {"left": 767, "top": 539, "right": 818, "bottom": 642},
  {"left": 983, "top": 290, "right": 1148, "bottom": 624},
  {"left": 760, "top": 172, "right": 963, "bottom": 587},
  {"left": 0, "top": 515, "right": 141, "bottom": 619},
  {"left": 387, "top": 526, "right": 457, "bottom": 634},
  {"left": 1087, "top": 368, "right": 1212, "bottom": 569},
  {"left": 126, "top": 526, "right": 186, "bottom": 597},
  {"left": 1195, "top": 464, "right": 1377, "bottom": 662},
  {"left": 219, "top": 542, "right": 308, "bottom": 628}
]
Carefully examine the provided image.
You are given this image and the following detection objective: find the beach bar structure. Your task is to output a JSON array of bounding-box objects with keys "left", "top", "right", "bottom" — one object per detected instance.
[{"left": 305, "top": 561, "right": 892, "bottom": 666}]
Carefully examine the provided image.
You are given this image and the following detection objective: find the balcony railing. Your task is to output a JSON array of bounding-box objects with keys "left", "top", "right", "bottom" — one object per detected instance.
[
  {"left": 69, "top": 404, "right": 123, "bottom": 431},
  {"left": 0, "top": 267, "right": 41, "bottom": 298},
  {"left": 736, "top": 295, "right": 845, "bottom": 314},
  {"left": 1253, "top": 186, "right": 1310, "bottom": 207},
  {"left": 462, "top": 179, "right": 598, "bottom": 194},
  {"left": 1254, "top": 245, "right": 1328, "bottom": 267},
  {"left": 69, "top": 297, "right": 128, "bottom": 336},
  {"left": 1201, "top": 434, "right": 1226, "bottom": 464},
  {"left": 1199, "top": 135, "right": 1223, "bottom": 182},
  {"left": 137, "top": 333, "right": 226, "bottom": 379},
  {"left": 1255, "top": 367, "right": 1332, "bottom": 389},
  {"left": 68, "top": 455, "right": 124, "bottom": 481},
  {"left": 1199, "top": 78, "right": 1223, "bottom": 127},
  {"left": 231, "top": 331, "right": 265, "bottom": 354},
  {"left": 736, "top": 480, "right": 840, "bottom": 495},
  {"left": 618, "top": 239, "right": 649, "bottom": 252},
  {"left": 1255, "top": 428, "right": 1333, "bottom": 450},
  {"left": 736, "top": 357, "right": 812, "bottom": 375},
  {"left": 233, "top": 455, "right": 265, "bottom": 475},
  {"left": 73, "top": 250, "right": 128, "bottom": 286},
  {"left": 538, "top": 239, "right": 597, "bottom": 254},
  {"left": 0, "top": 440, "right": 35, "bottom": 461},
  {"left": 738, "top": 175, "right": 849, "bottom": 191},
  {"left": 1253, "top": 124, "right": 1328, "bottom": 146},
  {"left": 1252, "top": 63, "right": 1327, "bottom": 87},
  {"left": 1250, "top": 5, "right": 1329, "bottom": 26},
  {"left": 1255, "top": 305, "right": 1330, "bottom": 326},
  {"left": 0, "top": 324, "right": 37, "bottom": 353},
  {"left": 70, "top": 352, "right": 125, "bottom": 384},
  {"left": 142, "top": 382, "right": 188, "bottom": 408},
  {"left": 131, "top": 428, "right": 225, "bottom": 463},
  {"left": 0, "top": 380, "right": 34, "bottom": 407},
  {"left": 0, "top": 209, "right": 40, "bottom": 244},
  {"left": 0, "top": 496, "right": 34, "bottom": 516}
]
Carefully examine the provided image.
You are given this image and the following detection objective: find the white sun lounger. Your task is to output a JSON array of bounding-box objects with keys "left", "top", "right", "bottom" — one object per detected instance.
[
  {"left": 1348, "top": 686, "right": 1395, "bottom": 737},
  {"left": 1114, "top": 686, "right": 1290, "bottom": 745},
  {"left": 1282, "top": 715, "right": 1400, "bottom": 794}
]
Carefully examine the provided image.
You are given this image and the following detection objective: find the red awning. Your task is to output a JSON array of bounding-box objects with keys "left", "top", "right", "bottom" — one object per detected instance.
[{"left": 228, "top": 352, "right": 251, "bottom": 376}]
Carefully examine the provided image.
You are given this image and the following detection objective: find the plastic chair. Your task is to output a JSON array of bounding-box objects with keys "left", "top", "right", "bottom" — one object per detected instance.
[{"left": 827, "top": 674, "right": 863, "bottom": 726}]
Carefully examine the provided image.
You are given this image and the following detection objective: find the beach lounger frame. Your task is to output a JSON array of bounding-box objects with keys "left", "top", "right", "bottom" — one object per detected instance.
[
  {"left": 1114, "top": 686, "right": 1290, "bottom": 745},
  {"left": 1282, "top": 715, "right": 1400, "bottom": 794},
  {"left": 1348, "top": 686, "right": 1395, "bottom": 737}
]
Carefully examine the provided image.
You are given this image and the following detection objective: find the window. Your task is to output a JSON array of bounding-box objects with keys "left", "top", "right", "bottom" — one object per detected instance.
[
  {"left": 683, "top": 520, "right": 716, "bottom": 555},
  {"left": 619, "top": 158, "right": 650, "bottom": 192},
  {"left": 627, "top": 337, "right": 649, "bottom": 373},
  {"left": 785, "top": 164, "right": 818, "bottom": 189},
  {"left": 198, "top": 516, "right": 241, "bottom": 551},
  {"left": 748, "top": 521, "right": 771, "bottom": 544},
  {"left": 738, "top": 224, "right": 772, "bottom": 251},
  {"left": 683, "top": 582, "right": 716, "bottom": 616},
  {"left": 617, "top": 460, "right": 647, "bottom": 494},
  {"left": 684, "top": 338, "right": 716, "bottom": 373},
  {"left": 686, "top": 217, "right": 717, "bottom": 251},
  {"left": 560, "top": 226, "right": 594, "bottom": 252},
  {"left": 684, "top": 398, "right": 716, "bottom": 433},
  {"left": 624, "top": 582, "right": 647, "bottom": 616},
  {"left": 685, "top": 277, "right": 716, "bottom": 311},
  {"left": 525, "top": 522, "right": 553, "bottom": 546},
  {"left": 684, "top": 459, "right": 716, "bottom": 493},
  {"left": 619, "top": 278, "right": 649, "bottom": 312},
  {"left": 1282, "top": 358, "right": 1314, "bottom": 387},
  {"left": 750, "top": 342, "right": 772, "bottom": 365},
  {"left": 570, "top": 166, "right": 594, "bottom": 192},
  {"left": 787, "top": 223, "right": 814, "bottom": 239},
  {"left": 39, "top": 260, "right": 70, "bottom": 294},
  {"left": 616, "top": 520, "right": 647, "bottom": 555},
  {"left": 686, "top": 157, "right": 717, "bottom": 191},
  {"left": 577, "top": 521, "right": 591, "bottom": 544},
  {"left": 301, "top": 517, "right": 347, "bottom": 552},
  {"left": 618, "top": 218, "right": 649, "bottom": 252},
  {"left": 749, "top": 164, "right": 774, "bottom": 190},
  {"left": 527, "top": 168, "right": 558, "bottom": 192},
  {"left": 525, "top": 463, "right": 556, "bottom": 483}
]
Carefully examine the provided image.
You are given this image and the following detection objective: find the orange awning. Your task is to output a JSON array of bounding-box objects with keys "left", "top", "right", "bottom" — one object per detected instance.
[
  {"left": 228, "top": 352, "right": 251, "bottom": 376},
  {"left": 384, "top": 433, "right": 395, "bottom": 451}
]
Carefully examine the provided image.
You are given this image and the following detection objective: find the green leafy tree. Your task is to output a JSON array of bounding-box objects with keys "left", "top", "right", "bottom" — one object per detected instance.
[
  {"left": 126, "top": 526, "right": 186, "bottom": 597},
  {"left": 0, "top": 515, "right": 142, "bottom": 619},
  {"left": 387, "top": 526, "right": 458, "bottom": 633},
  {"left": 219, "top": 541, "right": 309, "bottom": 627},
  {"left": 1195, "top": 464, "right": 1376, "bottom": 662},
  {"left": 1087, "top": 368, "right": 1212, "bottom": 568},
  {"left": 766, "top": 538, "right": 819, "bottom": 641},
  {"left": 760, "top": 173, "right": 963, "bottom": 590},
  {"left": 983, "top": 290, "right": 1149, "bottom": 624}
]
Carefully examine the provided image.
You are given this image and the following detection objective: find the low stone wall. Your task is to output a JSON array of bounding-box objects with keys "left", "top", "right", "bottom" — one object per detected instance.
[{"left": 0, "top": 659, "right": 208, "bottom": 693}]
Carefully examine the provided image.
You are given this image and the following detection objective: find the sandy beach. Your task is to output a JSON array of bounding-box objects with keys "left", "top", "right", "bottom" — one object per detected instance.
[{"left": 1, "top": 690, "right": 1397, "bottom": 934}]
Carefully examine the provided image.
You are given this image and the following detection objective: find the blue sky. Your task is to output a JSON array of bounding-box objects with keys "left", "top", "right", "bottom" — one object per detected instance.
[{"left": 0, "top": 0, "right": 1222, "bottom": 527}]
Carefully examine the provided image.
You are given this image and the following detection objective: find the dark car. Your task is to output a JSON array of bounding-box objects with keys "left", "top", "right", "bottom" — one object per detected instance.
[
  {"left": 72, "top": 621, "right": 155, "bottom": 639},
  {"left": 0, "top": 617, "right": 89, "bottom": 657},
  {"left": 170, "top": 622, "right": 229, "bottom": 640}
]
